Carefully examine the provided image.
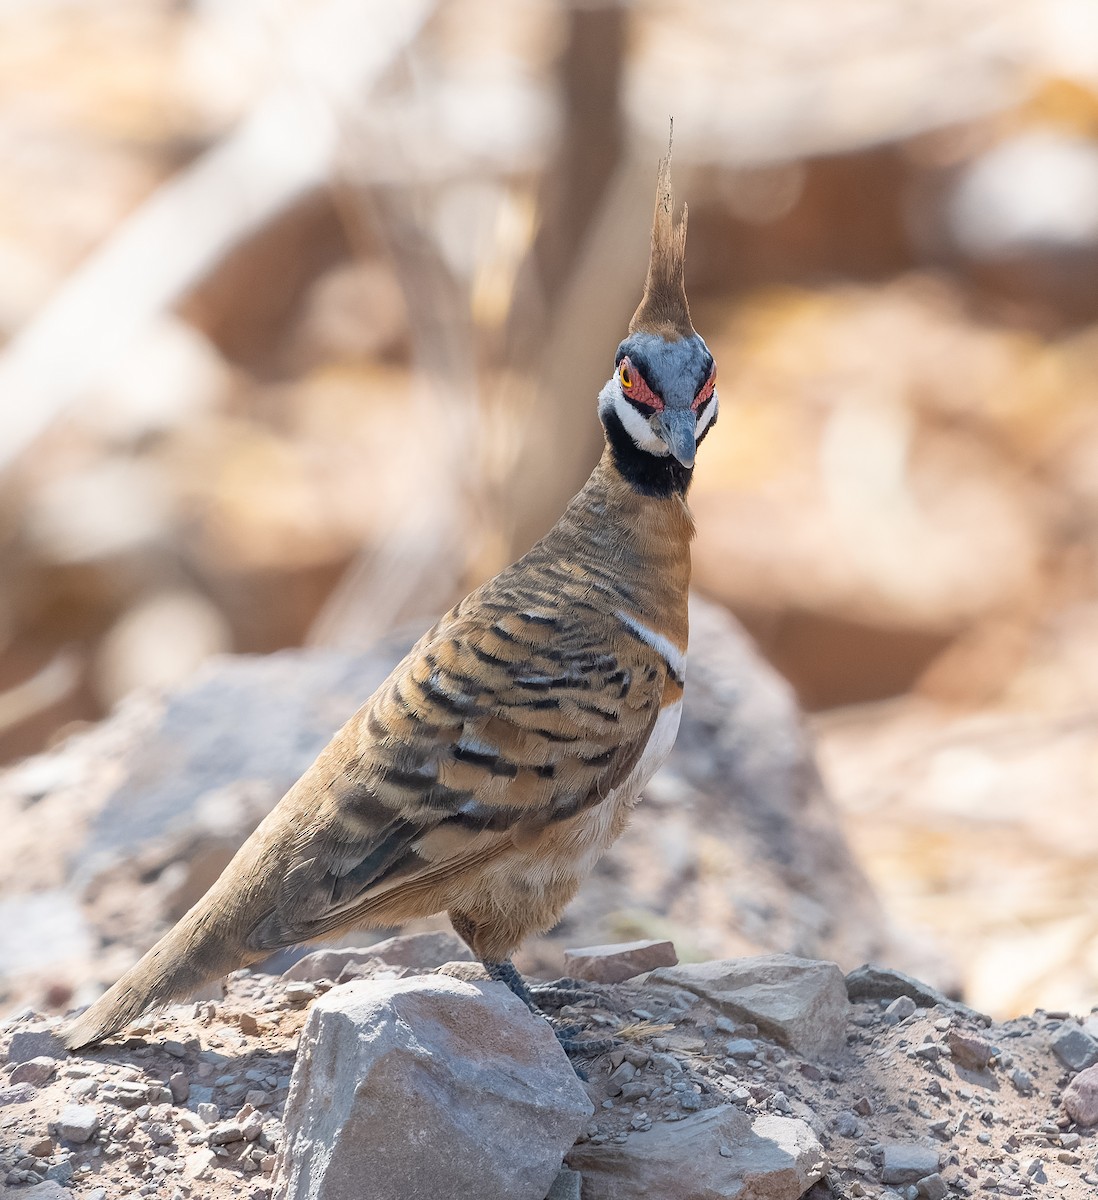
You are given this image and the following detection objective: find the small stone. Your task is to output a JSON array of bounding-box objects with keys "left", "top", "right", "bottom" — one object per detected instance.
[
  {"left": 723, "top": 1038, "right": 757, "bottom": 1059},
  {"left": 916, "top": 1173, "right": 948, "bottom": 1200},
  {"left": 1050, "top": 1025, "right": 1098, "bottom": 1071},
  {"left": 210, "top": 1121, "right": 244, "bottom": 1144},
  {"left": 544, "top": 1166, "right": 582, "bottom": 1200},
  {"left": 853, "top": 1096, "right": 873, "bottom": 1116},
  {"left": 881, "top": 1143, "right": 939, "bottom": 1185},
  {"left": 883, "top": 996, "right": 917, "bottom": 1025},
  {"left": 245, "top": 1089, "right": 269, "bottom": 1107},
  {"left": 283, "top": 982, "right": 318, "bottom": 1005},
  {"left": 57, "top": 1105, "right": 98, "bottom": 1144},
  {"left": 25, "top": 1137, "right": 53, "bottom": 1158},
  {"left": 1062, "top": 1064, "right": 1098, "bottom": 1126},
  {"left": 1009, "top": 1068, "right": 1034, "bottom": 1095},
  {"left": 238, "top": 1013, "right": 260, "bottom": 1036},
  {"left": 606, "top": 1061, "right": 636, "bottom": 1096},
  {"left": 162, "top": 1039, "right": 189, "bottom": 1059},
  {"left": 563, "top": 939, "right": 678, "bottom": 984},
  {"left": 10, "top": 1057, "right": 57, "bottom": 1086},
  {"left": 948, "top": 1031, "right": 993, "bottom": 1071},
  {"left": 833, "top": 1110, "right": 861, "bottom": 1138},
  {"left": 196, "top": 1102, "right": 220, "bottom": 1124},
  {"left": 169, "top": 1072, "right": 189, "bottom": 1104}
]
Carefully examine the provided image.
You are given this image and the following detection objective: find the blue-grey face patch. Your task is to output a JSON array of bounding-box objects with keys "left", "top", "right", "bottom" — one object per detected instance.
[{"left": 615, "top": 332, "right": 714, "bottom": 410}]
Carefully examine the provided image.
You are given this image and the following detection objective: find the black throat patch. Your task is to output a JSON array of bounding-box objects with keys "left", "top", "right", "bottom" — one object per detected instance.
[{"left": 602, "top": 408, "right": 693, "bottom": 498}]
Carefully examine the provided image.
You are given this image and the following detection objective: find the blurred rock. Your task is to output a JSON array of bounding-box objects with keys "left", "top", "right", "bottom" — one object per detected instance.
[
  {"left": 563, "top": 940, "right": 678, "bottom": 984},
  {"left": 642, "top": 955, "right": 850, "bottom": 1060},
  {"left": 276, "top": 975, "right": 591, "bottom": 1200},
  {"left": 282, "top": 931, "right": 473, "bottom": 982},
  {"left": 568, "top": 1105, "right": 825, "bottom": 1200},
  {"left": 1063, "top": 1064, "right": 1098, "bottom": 1127}
]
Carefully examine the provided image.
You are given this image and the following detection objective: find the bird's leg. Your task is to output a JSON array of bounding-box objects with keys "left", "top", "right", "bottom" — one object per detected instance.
[
  {"left": 529, "top": 976, "right": 605, "bottom": 1009},
  {"left": 481, "top": 959, "right": 616, "bottom": 1059}
]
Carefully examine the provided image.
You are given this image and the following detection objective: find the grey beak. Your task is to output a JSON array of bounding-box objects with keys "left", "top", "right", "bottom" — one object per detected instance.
[{"left": 654, "top": 408, "right": 697, "bottom": 468}]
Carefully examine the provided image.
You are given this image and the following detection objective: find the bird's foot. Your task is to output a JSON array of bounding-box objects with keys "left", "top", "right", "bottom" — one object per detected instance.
[{"left": 529, "top": 976, "right": 603, "bottom": 1010}]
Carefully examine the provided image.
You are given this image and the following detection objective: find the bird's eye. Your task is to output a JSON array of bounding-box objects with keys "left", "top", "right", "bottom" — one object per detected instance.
[{"left": 620, "top": 364, "right": 633, "bottom": 389}]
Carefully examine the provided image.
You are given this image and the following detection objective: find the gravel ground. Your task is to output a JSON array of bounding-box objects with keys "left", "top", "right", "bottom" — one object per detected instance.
[{"left": 1, "top": 956, "right": 1096, "bottom": 1200}]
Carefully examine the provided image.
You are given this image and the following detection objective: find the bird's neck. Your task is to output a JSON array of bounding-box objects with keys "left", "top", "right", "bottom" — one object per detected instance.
[
  {"left": 600, "top": 407, "right": 693, "bottom": 498},
  {"left": 541, "top": 450, "right": 693, "bottom": 644}
]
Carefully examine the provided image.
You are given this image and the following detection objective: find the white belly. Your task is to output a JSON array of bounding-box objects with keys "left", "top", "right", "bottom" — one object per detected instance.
[{"left": 570, "top": 698, "right": 682, "bottom": 872}]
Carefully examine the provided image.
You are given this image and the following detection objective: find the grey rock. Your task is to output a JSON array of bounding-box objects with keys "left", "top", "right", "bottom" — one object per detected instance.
[
  {"left": 57, "top": 1104, "right": 98, "bottom": 1143},
  {"left": 545, "top": 1167, "right": 582, "bottom": 1200},
  {"left": 845, "top": 966, "right": 952, "bottom": 1009},
  {"left": 6, "top": 1028, "right": 66, "bottom": 1063},
  {"left": 9, "top": 1057, "right": 58, "bottom": 1086},
  {"left": 44, "top": 1158, "right": 74, "bottom": 1185},
  {"left": 948, "top": 1031, "right": 994, "bottom": 1071},
  {"left": 881, "top": 1143, "right": 940, "bottom": 1185},
  {"left": 277, "top": 975, "right": 592, "bottom": 1200},
  {"left": 1010, "top": 1067, "right": 1034, "bottom": 1095},
  {"left": 169, "top": 1072, "right": 189, "bottom": 1104},
  {"left": 832, "top": 1110, "right": 861, "bottom": 1138},
  {"left": 563, "top": 940, "right": 678, "bottom": 984},
  {"left": 1050, "top": 1024, "right": 1098, "bottom": 1071},
  {"left": 882, "top": 996, "right": 917, "bottom": 1025},
  {"left": 19, "top": 1184, "right": 73, "bottom": 1199},
  {"left": 642, "top": 955, "right": 850, "bottom": 1059},
  {"left": 568, "top": 1106, "right": 826, "bottom": 1199},
  {"left": 283, "top": 931, "right": 473, "bottom": 983},
  {"left": 724, "top": 1038, "right": 757, "bottom": 1059},
  {"left": 0, "top": 1083, "right": 36, "bottom": 1107},
  {"left": 1063, "top": 1064, "right": 1098, "bottom": 1126},
  {"left": 916, "top": 1173, "right": 948, "bottom": 1200}
]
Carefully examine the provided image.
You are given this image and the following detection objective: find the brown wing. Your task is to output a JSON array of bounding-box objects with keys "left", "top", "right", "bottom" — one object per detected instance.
[{"left": 246, "top": 604, "right": 668, "bottom": 950}]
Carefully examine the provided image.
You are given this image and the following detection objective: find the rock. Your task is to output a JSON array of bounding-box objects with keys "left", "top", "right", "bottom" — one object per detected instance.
[
  {"left": 6, "top": 1028, "right": 66, "bottom": 1063},
  {"left": 724, "top": 1038, "right": 757, "bottom": 1060},
  {"left": 917, "top": 1173, "right": 948, "bottom": 1200},
  {"left": 563, "top": 940, "right": 678, "bottom": 984},
  {"left": 643, "top": 955, "right": 850, "bottom": 1059},
  {"left": 948, "top": 1031, "right": 994, "bottom": 1071},
  {"left": 282, "top": 931, "right": 473, "bottom": 983},
  {"left": 9, "top": 1057, "right": 58, "bottom": 1086},
  {"left": 844, "top": 966, "right": 951, "bottom": 1010},
  {"left": 1063, "top": 1064, "right": 1098, "bottom": 1126},
  {"left": 20, "top": 1184, "right": 73, "bottom": 1199},
  {"left": 276, "top": 975, "right": 592, "bottom": 1200},
  {"left": 882, "top": 996, "right": 916, "bottom": 1025},
  {"left": 169, "top": 1072, "right": 189, "bottom": 1104},
  {"left": 568, "top": 1106, "right": 825, "bottom": 1199},
  {"left": 1050, "top": 1025, "right": 1098, "bottom": 1071},
  {"left": 56, "top": 1104, "right": 98, "bottom": 1143},
  {"left": 1010, "top": 1067, "right": 1034, "bottom": 1095},
  {"left": 545, "top": 1167, "right": 582, "bottom": 1200},
  {"left": 0, "top": 1083, "right": 36, "bottom": 1106},
  {"left": 881, "top": 1143, "right": 940, "bottom": 1185}
]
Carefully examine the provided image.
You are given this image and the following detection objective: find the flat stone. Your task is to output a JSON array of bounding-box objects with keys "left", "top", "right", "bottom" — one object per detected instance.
[
  {"left": 57, "top": 1104, "right": 99, "bottom": 1144},
  {"left": 6, "top": 1028, "right": 66, "bottom": 1063},
  {"left": 1051, "top": 1025, "right": 1098, "bottom": 1071},
  {"left": 642, "top": 955, "right": 850, "bottom": 1059},
  {"left": 724, "top": 1038, "right": 757, "bottom": 1060},
  {"left": 1063, "top": 1064, "right": 1098, "bottom": 1126},
  {"left": 917, "top": 1173, "right": 948, "bottom": 1200},
  {"left": 19, "top": 1184, "right": 73, "bottom": 1199},
  {"left": 276, "top": 975, "right": 592, "bottom": 1200},
  {"left": 569, "top": 1106, "right": 825, "bottom": 1199},
  {"left": 563, "top": 940, "right": 678, "bottom": 984},
  {"left": 881, "top": 1143, "right": 940, "bottom": 1185}
]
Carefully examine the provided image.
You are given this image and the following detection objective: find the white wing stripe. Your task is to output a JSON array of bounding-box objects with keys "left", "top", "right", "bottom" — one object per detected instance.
[{"left": 615, "top": 610, "right": 687, "bottom": 683}]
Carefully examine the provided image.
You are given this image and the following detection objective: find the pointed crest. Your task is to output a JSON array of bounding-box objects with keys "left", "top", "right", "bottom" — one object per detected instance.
[{"left": 629, "top": 129, "right": 695, "bottom": 341}]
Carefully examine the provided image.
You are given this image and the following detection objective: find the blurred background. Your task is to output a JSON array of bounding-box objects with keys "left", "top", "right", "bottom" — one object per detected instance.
[{"left": 2, "top": 0, "right": 1098, "bottom": 1018}]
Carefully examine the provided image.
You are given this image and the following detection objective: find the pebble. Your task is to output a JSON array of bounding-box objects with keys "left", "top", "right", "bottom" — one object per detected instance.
[
  {"left": 884, "top": 997, "right": 917, "bottom": 1025},
  {"left": 723, "top": 1038, "right": 756, "bottom": 1059},
  {"left": 169, "top": 1072, "right": 189, "bottom": 1104},
  {"left": 948, "top": 1031, "right": 993, "bottom": 1071},
  {"left": 833, "top": 1110, "right": 861, "bottom": 1137},
  {"left": 1009, "top": 1068, "right": 1034, "bottom": 1095}
]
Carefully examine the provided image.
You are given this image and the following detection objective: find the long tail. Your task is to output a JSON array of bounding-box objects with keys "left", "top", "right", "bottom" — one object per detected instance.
[{"left": 64, "top": 881, "right": 262, "bottom": 1050}]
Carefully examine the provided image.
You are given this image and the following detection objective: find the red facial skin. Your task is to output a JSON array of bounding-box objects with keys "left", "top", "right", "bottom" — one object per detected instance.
[{"left": 619, "top": 356, "right": 716, "bottom": 413}]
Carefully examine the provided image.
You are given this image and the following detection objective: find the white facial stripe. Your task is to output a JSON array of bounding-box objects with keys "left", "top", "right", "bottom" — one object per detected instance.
[
  {"left": 599, "top": 376, "right": 669, "bottom": 456},
  {"left": 616, "top": 610, "right": 687, "bottom": 683},
  {"left": 695, "top": 391, "right": 719, "bottom": 438}
]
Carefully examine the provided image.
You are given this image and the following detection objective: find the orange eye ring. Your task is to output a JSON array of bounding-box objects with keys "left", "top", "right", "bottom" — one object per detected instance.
[{"left": 620, "top": 364, "right": 633, "bottom": 389}]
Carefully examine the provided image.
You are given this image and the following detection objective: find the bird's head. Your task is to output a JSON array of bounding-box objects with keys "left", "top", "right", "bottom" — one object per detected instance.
[{"left": 598, "top": 146, "right": 717, "bottom": 495}]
